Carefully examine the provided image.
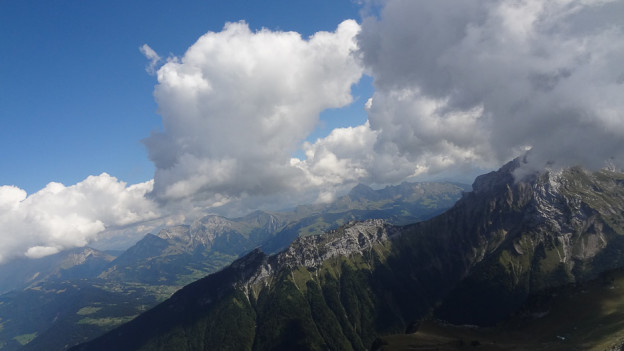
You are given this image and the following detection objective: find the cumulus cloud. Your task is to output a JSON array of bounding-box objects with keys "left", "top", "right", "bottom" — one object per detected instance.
[
  {"left": 0, "top": 174, "right": 159, "bottom": 263},
  {"left": 352, "top": 0, "right": 624, "bottom": 179},
  {"left": 296, "top": 122, "right": 377, "bottom": 185},
  {"left": 144, "top": 20, "right": 363, "bottom": 205}
]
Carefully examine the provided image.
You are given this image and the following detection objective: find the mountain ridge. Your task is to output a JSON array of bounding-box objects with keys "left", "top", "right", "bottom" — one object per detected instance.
[
  {"left": 71, "top": 159, "right": 624, "bottom": 350},
  {"left": 0, "top": 180, "right": 466, "bottom": 351}
]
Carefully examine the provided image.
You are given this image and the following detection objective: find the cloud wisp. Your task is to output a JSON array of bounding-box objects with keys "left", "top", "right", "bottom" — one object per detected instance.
[{"left": 139, "top": 44, "right": 162, "bottom": 75}]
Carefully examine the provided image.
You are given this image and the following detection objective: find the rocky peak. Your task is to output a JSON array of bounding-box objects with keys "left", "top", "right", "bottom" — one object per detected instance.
[
  {"left": 433, "top": 161, "right": 624, "bottom": 326},
  {"left": 235, "top": 219, "right": 396, "bottom": 289},
  {"left": 156, "top": 225, "right": 191, "bottom": 242},
  {"left": 239, "top": 210, "right": 284, "bottom": 232},
  {"left": 348, "top": 183, "right": 380, "bottom": 201},
  {"left": 276, "top": 219, "right": 393, "bottom": 269},
  {"left": 60, "top": 247, "right": 113, "bottom": 267},
  {"left": 193, "top": 214, "right": 232, "bottom": 230},
  {"left": 471, "top": 158, "right": 521, "bottom": 194},
  {"left": 188, "top": 215, "right": 230, "bottom": 246}
]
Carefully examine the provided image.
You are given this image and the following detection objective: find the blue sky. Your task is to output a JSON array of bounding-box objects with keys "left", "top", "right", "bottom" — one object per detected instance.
[{"left": 0, "top": 0, "right": 370, "bottom": 194}]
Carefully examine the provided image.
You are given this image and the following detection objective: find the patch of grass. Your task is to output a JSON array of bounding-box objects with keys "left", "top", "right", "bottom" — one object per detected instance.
[
  {"left": 76, "top": 306, "right": 102, "bottom": 315},
  {"left": 13, "top": 333, "right": 37, "bottom": 346},
  {"left": 291, "top": 266, "right": 315, "bottom": 293},
  {"left": 77, "top": 316, "right": 136, "bottom": 327}
]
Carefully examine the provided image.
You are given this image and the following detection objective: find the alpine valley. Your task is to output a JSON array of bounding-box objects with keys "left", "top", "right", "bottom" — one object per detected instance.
[
  {"left": 0, "top": 181, "right": 467, "bottom": 350},
  {"left": 69, "top": 158, "right": 624, "bottom": 351}
]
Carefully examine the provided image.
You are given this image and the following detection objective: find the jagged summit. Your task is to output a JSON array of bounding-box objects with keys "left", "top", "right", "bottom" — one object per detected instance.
[
  {"left": 471, "top": 157, "right": 521, "bottom": 193},
  {"left": 0, "top": 247, "right": 114, "bottom": 294},
  {"left": 347, "top": 183, "right": 380, "bottom": 201},
  {"left": 239, "top": 219, "right": 396, "bottom": 289}
]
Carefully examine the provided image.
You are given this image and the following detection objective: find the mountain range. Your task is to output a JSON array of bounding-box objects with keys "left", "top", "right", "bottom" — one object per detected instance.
[
  {"left": 0, "top": 181, "right": 467, "bottom": 350},
  {"left": 70, "top": 159, "right": 624, "bottom": 350}
]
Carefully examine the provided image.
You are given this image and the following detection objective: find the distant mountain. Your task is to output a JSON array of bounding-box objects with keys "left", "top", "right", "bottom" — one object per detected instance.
[
  {"left": 99, "top": 210, "right": 287, "bottom": 286},
  {"left": 262, "top": 181, "right": 467, "bottom": 253},
  {"left": 72, "top": 160, "right": 624, "bottom": 350},
  {"left": 0, "top": 180, "right": 465, "bottom": 351},
  {"left": 0, "top": 247, "right": 114, "bottom": 294},
  {"left": 97, "top": 181, "right": 467, "bottom": 287}
]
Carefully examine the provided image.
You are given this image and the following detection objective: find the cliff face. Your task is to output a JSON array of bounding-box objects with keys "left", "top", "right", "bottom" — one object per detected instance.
[
  {"left": 243, "top": 219, "right": 395, "bottom": 283},
  {"left": 72, "top": 160, "right": 624, "bottom": 350},
  {"left": 436, "top": 164, "right": 624, "bottom": 324}
]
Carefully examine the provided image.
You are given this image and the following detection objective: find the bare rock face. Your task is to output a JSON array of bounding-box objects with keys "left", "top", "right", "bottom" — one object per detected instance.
[
  {"left": 435, "top": 161, "right": 624, "bottom": 325},
  {"left": 235, "top": 219, "right": 395, "bottom": 289},
  {"left": 59, "top": 247, "right": 115, "bottom": 270},
  {"left": 515, "top": 167, "right": 624, "bottom": 275},
  {"left": 155, "top": 212, "right": 287, "bottom": 251},
  {"left": 277, "top": 219, "right": 392, "bottom": 269}
]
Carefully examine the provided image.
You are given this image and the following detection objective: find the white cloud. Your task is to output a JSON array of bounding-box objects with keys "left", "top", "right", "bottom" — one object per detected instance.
[
  {"left": 355, "top": 0, "right": 624, "bottom": 177},
  {"left": 145, "top": 20, "right": 363, "bottom": 205},
  {"left": 295, "top": 122, "right": 378, "bottom": 187},
  {"left": 0, "top": 174, "right": 159, "bottom": 263},
  {"left": 140, "top": 44, "right": 162, "bottom": 75},
  {"left": 25, "top": 246, "right": 60, "bottom": 259}
]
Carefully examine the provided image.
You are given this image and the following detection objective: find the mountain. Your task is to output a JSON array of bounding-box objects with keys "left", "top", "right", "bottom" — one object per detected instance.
[
  {"left": 435, "top": 162, "right": 624, "bottom": 325},
  {"left": 98, "top": 211, "right": 287, "bottom": 286},
  {"left": 0, "top": 181, "right": 465, "bottom": 351},
  {"left": 72, "top": 159, "right": 624, "bottom": 350},
  {"left": 98, "top": 181, "right": 467, "bottom": 287},
  {"left": 261, "top": 181, "right": 466, "bottom": 253},
  {"left": 0, "top": 247, "right": 115, "bottom": 295}
]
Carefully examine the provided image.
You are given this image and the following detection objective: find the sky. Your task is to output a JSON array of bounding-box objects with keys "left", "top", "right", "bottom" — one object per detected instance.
[{"left": 1, "top": 0, "right": 623, "bottom": 263}]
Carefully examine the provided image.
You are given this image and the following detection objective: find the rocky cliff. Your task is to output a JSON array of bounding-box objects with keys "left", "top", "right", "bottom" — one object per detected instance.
[{"left": 436, "top": 162, "right": 624, "bottom": 325}]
